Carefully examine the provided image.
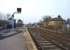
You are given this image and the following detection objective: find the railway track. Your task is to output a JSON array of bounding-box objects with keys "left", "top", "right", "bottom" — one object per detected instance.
[{"left": 28, "top": 27, "right": 62, "bottom": 50}]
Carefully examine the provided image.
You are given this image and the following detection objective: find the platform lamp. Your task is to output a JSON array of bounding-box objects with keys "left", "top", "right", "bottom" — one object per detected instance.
[
  {"left": 17, "top": 8, "right": 22, "bottom": 13},
  {"left": 11, "top": 8, "right": 22, "bottom": 29}
]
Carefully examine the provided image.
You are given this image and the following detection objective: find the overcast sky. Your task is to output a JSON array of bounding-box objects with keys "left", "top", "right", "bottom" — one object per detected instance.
[{"left": 0, "top": 0, "right": 70, "bottom": 24}]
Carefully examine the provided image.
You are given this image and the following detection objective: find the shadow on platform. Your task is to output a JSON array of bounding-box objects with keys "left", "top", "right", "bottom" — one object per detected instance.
[{"left": 0, "top": 31, "right": 22, "bottom": 40}]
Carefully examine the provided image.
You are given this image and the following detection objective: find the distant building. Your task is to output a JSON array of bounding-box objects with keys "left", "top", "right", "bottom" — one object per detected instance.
[
  {"left": 43, "top": 15, "right": 64, "bottom": 30},
  {"left": 67, "top": 18, "right": 70, "bottom": 24},
  {"left": 64, "top": 18, "right": 70, "bottom": 32}
]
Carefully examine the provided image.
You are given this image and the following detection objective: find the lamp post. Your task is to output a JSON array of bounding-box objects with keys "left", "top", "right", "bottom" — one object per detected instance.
[
  {"left": 8, "top": 8, "right": 22, "bottom": 31},
  {"left": 9, "top": 8, "right": 22, "bottom": 20}
]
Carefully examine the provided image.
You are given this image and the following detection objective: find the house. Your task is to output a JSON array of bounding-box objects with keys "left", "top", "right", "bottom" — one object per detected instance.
[{"left": 43, "top": 15, "right": 64, "bottom": 30}]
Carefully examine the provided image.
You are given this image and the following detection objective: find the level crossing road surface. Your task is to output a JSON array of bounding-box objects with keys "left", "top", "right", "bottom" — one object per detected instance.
[{"left": 0, "top": 28, "right": 28, "bottom": 50}]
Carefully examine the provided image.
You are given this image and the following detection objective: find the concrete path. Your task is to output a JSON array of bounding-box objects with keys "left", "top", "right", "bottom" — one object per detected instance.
[{"left": 0, "top": 29, "right": 28, "bottom": 50}]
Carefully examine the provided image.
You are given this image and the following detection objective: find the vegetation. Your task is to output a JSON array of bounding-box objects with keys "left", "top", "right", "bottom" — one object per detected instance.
[
  {"left": 43, "top": 16, "right": 51, "bottom": 22},
  {"left": 16, "top": 19, "right": 23, "bottom": 27}
]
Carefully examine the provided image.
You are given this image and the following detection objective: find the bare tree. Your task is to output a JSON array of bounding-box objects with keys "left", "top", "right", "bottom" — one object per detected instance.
[{"left": 43, "top": 16, "right": 51, "bottom": 22}]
